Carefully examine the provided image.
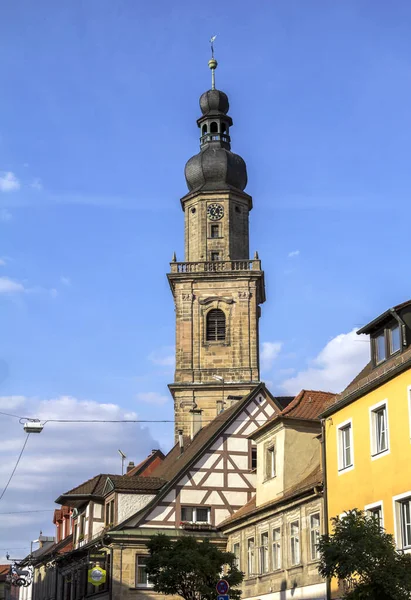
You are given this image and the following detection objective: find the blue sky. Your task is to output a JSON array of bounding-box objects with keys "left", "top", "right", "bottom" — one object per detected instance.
[{"left": 1, "top": 0, "right": 411, "bottom": 556}]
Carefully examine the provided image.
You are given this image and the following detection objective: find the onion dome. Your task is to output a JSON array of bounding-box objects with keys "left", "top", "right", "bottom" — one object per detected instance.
[{"left": 184, "top": 55, "right": 247, "bottom": 193}]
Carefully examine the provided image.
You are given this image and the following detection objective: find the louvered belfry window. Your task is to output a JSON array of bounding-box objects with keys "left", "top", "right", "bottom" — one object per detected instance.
[{"left": 206, "top": 309, "right": 226, "bottom": 341}]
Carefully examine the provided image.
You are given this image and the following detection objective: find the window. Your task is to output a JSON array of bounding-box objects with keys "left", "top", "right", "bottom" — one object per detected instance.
[
  {"left": 206, "top": 309, "right": 226, "bottom": 342},
  {"left": 389, "top": 324, "right": 401, "bottom": 354},
  {"left": 265, "top": 446, "right": 275, "bottom": 479},
  {"left": 370, "top": 402, "right": 389, "bottom": 457},
  {"left": 375, "top": 332, "right": 386, "bottom": 364},
  {"left": 233, "top": 543, "right": 240, "bottom": 569},
  {"left": 221, "top": 122, "right": 227, "bottom": 134},
  {"left": 202, "top": 124, "right": 207, "bottom": 135},
  {"left": 210, "top": 251, "right": 220, "bottom": 261},
  {"left": 290, "top": 521, "right": 300, "bottom": 565},
  {"left": 310, "top": 513, "right": 321, "bottom": 560},
  {"left": 136, "top": 556, "right": 152, "bottom": 588},
  {"left": 181, "top": 506, "right": 210, "bottom": 523},
  {"left": 272, "top": 528, "right": 281, "bottom": 570},
  {"left": 247, "top": 538, "right": 255, "bottom": 575},
  {"left": 366, "top": 503, "right": 384, "bottom": 529},
  {"left": 338, "top": 420, "right": 353, "bottom": 472},
  {"left": 105, "top": 499, "right": 115, "bottom": 526},
  {"left": 210, "top": 224, "right": 220, "bottom": 238},
  {"left": 251, "top": 445, "right": 257, "bottom": 470},
  {"left": 259, "top": 532, "right": 269, "bottom": 574},
  {"left": 394, "top": 495, "right": 411, "bottom": 551},
  {"left": 210, "top": 121, "right": 218, "bottom": 133}
]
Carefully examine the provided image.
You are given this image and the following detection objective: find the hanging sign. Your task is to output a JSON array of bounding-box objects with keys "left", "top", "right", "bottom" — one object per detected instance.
[{"left": 88, "top": 566, "right": 106, "bottom": 586}]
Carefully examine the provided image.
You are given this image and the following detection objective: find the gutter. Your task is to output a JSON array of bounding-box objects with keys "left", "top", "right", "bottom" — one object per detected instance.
[{"left": 321, "top": 419, "right": 331, "bottom": 600}]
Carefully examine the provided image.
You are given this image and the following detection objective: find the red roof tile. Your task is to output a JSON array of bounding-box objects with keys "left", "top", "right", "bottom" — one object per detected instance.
[{"left": 281, "top": 390, "right": 334, "bottom": 420}]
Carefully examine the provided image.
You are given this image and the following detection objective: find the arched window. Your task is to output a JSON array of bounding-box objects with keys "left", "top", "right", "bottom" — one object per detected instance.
[
  {"left": 206, "top": 309, "right": 226, "bottom": 341},
  {"left": 202, "top": 124, "right": 207, "bottom": 135},
  {"left": 210, "top": 121, "right": 218, "bottom": 133},
  {"left": 221, "top": 122, "right": 227, "bottom": 134}
]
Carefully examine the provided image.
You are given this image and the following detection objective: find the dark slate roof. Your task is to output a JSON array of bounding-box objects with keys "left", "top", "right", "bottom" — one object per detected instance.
[
  {"left": 219, "top": 466, "right": 322, "bottom": 529},
  {"left": 58, "top": 474, "right": 114, "bottom": 499},
  {"left": 274, "top": 396, "right": 294, "bottom": 410},
  {"left": 321, "top": 344, "right": 411, "bottom": 417},
  {"left": 357, "top": 298, "right": 411, "bottom": 334},
  {"left": 106, "top": 475, "right": 166, "bottom": 493}
]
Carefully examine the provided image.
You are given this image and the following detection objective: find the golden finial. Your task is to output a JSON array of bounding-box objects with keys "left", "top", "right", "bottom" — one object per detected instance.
[{"left": 209, "top": 35, "right": 218, "bottom": 90}]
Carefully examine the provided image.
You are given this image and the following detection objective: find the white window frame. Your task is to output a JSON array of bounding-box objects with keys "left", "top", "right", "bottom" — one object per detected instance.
[
  {"left": 337, "top": 418, "right": 354, "bottom": 474},
  {"left": 247, "top": 537, "right": 255, "bottom": 576},
  {"left": 180, "top": 506, "right": 211, "bottom": 524},
  {"left": 393, "top": 492, "right": 411, "bottom": 553},
  {"left": 259, "top": 531, "right": 269, "bottom": 574},
  {"left": 272, "top": 527, "right": 281, "bottom": 571},
  {"left": 232, "top": 542, "right": 240, "bottom": 570},
  {"left": 289, "top": 520, "right": 300, "bottom": 566},
  {"left": 135, "top": 555, "right": 153, "bottom": 589},
  {"left": 364, "top": 501, "right": 384, "bottom": 529},
  {"left": 369, "top": 399, "right": 390, "bottom": 459},
  {"left": 309, "top": 512, "right": 321, "bottom": 561}
]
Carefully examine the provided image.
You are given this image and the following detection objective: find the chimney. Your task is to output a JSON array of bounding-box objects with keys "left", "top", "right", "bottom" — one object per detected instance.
[
  {"left": 178, "top": 430, "right": 184, "bottom": 453},
  {"left": 191, "top": 410, "right": 202, "bottom": 439},
  {"left": 126, "top": 461, "right": 135, "bottom": 473},
  {"left": 151, "top": 449, "right": 159, "bottom": 454}
]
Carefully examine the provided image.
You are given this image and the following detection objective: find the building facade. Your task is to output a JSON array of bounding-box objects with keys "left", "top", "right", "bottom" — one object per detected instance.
[{"left": 321, "top": 300, "right": 411, "bottom": 598}]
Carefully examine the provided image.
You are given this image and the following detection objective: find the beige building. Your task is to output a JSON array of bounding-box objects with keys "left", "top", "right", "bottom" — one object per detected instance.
[{"left": 220, "top": 391, "right": 333, "bottom": 600}]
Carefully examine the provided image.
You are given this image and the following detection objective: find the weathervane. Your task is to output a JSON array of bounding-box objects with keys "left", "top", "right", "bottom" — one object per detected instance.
[{"left": 208, "top": 35, "right": 218, "bottom": 90}]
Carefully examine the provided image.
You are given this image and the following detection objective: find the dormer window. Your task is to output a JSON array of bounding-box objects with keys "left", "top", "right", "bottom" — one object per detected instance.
[
  {"left": 389, "top": 324, "right": 401, "bottom": 354},
  {"left": 375, "top": 332, "right": 386, "bottom": 364}
]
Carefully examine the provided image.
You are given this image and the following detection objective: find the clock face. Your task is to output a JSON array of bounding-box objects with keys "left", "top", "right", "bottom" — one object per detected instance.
[{"left": 207, "top": 203, "right": 224, "bottom": 221}]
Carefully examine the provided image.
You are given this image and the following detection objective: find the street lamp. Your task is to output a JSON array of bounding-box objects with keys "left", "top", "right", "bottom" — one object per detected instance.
[{"left": 212, "top": 375, "right": 225, "bottom": 413}]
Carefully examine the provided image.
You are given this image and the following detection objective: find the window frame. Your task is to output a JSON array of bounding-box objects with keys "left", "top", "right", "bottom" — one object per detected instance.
[
  {"left": 135, "top": 555, "right": 153, "bottom": 589},
  {"left": 374, "top": 331, "right": 386, "bottom": 364},
  {"left": 210, "top": 251, "right": 220, "bottom": 262},
  {"left": 250, "top": 444, "right": 257, "bottom": 471},
  {"left": 389, "top": 323, "right": 401, "bottom": 355},
  {"left": 289, "top": 520, "right": 300, "bottom": 566},
  {"left": 210, "top": 224, "right": 220, "bottom": 239},
  {"left": 393, "top": 492, "right": 411, "bottom": 553},
  {"left": 259, "top": 531, "right": 269, "bottom": 574},
  {"left": 309, "top": 512, "right": 321, "bottom": 561},
  {"left": 337, "top": 419, "right": 354, "bottom": 474},
  {"left": 365, "top": 501, "right": 384, "bottom": 529},
  {"left": 180, "top": 506, "right": 211, "bottom": 524},
  {"left": 272, "top": 527, "right": 281, "bottom": 571},
  {"left": 205, "top": 308, "right": 226, "bottom": 343},
  {"left": 232, "top": 543, "right": 240, "bottom": 570},
  {"left": 247, "top": 537, "right": 255, "bottom": 576},
  {"left": 369, "top": 400, "right": 390, "bottom": 459},
  {"left": 265, "top": 445, "right": 275, "bottom": 480}
]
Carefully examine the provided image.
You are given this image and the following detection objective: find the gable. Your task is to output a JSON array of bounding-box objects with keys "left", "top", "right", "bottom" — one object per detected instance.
[{"left": 132, "top": 390, "right": 277, "bottom": 529}]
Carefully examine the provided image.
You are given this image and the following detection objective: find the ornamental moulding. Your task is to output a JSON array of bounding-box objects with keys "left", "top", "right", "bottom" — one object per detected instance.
[{"left": 198, "top": 296, "right": 234, "bottom": 305}]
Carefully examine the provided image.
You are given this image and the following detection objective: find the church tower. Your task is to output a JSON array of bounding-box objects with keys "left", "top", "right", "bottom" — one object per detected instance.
[{"left": 168, "top": 52, "right": 266, "bottom": 439}]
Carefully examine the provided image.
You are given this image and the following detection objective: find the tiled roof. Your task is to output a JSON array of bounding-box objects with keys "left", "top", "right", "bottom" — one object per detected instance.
[
  {"left": 106, "top": 475, "right": 166, "bottom": 492},
  {"left": 219, "top": 466, "right": 322, "bottom": 529},
  {"left": 281, "top": 390, "right": 334, "bottom": 420},
  {"left": 59, "top": 474, "right": 115, "bottom": 498},
  {"left": 126, "top": 450, "right": 165, "bottom": 477},
  {"left": 322, "top": 345, "right": 411, "bottom": 417}
]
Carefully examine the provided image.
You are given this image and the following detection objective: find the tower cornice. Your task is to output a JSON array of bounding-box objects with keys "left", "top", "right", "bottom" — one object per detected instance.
[{"left": 180, "top": 188, "right": 253, "bottom": 211}]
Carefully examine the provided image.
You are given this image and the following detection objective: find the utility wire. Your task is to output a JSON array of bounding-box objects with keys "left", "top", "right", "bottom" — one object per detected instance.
[
  {"left": 0, "top": 509, "right": 54, "bottom": 515},
  {"left": 0, "top": 433, "right": 30, "bottom": 503}
]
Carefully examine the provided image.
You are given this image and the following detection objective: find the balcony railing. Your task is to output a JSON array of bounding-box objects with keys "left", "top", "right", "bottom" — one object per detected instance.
[{"left": 170, "top": 259, "right": 261, "bottom": 274}]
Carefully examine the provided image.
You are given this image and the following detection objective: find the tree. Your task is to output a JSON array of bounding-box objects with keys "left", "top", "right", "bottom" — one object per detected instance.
[
  {"left": 317, "top": 509, "right": 411, "bottom": 600},
  {"left": 145, "top": 534, "right": 244, "bottom": 600}
]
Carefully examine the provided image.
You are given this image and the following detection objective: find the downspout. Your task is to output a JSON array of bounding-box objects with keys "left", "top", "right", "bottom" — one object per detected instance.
[
  {"left": 321, "top": 418, "right": 331, "bottom": 600},
  {"left": 389, "top": 308, "right": 408, "bottom": 347}
]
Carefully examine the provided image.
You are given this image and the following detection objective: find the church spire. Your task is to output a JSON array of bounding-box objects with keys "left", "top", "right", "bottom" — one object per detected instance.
[{"left": 209, "top": 35, "right": 217, "bottom": 90}]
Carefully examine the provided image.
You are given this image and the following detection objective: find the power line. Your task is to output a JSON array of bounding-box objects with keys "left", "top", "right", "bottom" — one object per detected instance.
[
  {"left": 0, "top": 509, "right": 54, "bottom": 515},
  {"left": 0, "top": 433, "right": 31, "bottom": 503}
]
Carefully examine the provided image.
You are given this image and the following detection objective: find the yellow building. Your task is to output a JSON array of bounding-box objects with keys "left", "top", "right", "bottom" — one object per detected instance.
[{"left": 321, "top": 300, "right": 411, "bottom": 598}]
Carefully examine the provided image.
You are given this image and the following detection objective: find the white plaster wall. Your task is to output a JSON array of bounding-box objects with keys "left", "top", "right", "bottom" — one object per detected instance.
[
  {"left": 92, "top": 520, "right": 105, "bottom": 537},
  {"left": 117, "top": 493, "right": 155, "bottom": 524},
  {"left": 94, "top": 504, "right": 103, "bottom": 519}
]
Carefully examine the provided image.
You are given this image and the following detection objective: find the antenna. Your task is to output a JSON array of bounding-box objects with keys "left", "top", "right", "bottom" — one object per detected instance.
[{"left": 118, "top": 449, "right": 127, "bottom": 475}]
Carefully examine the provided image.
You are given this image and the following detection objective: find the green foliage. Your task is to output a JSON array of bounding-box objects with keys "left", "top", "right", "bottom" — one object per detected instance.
[
  {"left": 145, "top": 534, "right": 244, "bottom": 600},
  {"left": 317, "top": 509, "right": 411, "bottom": 600}
]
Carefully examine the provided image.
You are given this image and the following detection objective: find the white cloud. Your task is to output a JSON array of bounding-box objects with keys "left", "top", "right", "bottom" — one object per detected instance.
[
  {"left": 30, "top": 178, "right": 43, "bottom": 191},
  {"left": 0, "top": 394, "right": 161, "bottom": 554},
  {"left": 0, "top": 171, "right": 20, "bottom": 192},
  {"left": 60, "top": 276, "right": 71, "bottom": 286},
  {"left": 0, "top": 209, "right": 12, "bottom": 222},
  {"left": 288, "top": 250, "right": 300, "bottom": 258},
  {"left": 136, "top": 392, "right": 169, "bottom": 406},
  {"left": 148, "top": 347, "right": 175, "bottom": 367},
  {"left": 0, "top": 276, "right": 25, "bottom": 294},
  {"left": 281, "top": 329, "right": 370, "bottom": 395},
  {"left": 261, "top": 341, "right": 283, "bottom": 371}
]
